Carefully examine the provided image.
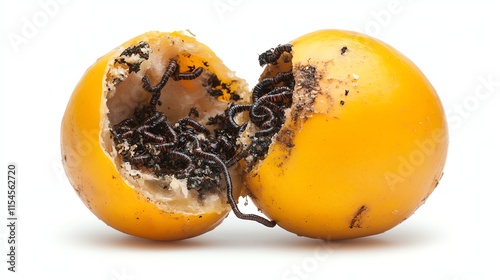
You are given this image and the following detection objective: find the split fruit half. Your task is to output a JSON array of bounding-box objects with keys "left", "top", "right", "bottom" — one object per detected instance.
[
  {"left": 61, "top": 31, "right": 262, "bottom": 241},
  {"left": 61, "top": 29, "right": 448, "bottom": 241}
]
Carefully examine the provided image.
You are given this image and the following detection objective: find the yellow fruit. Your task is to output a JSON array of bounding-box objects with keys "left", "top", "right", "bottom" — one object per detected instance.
[
  {"left": 61, "top": 31, "right": 252, "bottom": 240},
  {"left": 242, "top": 29, "right": 448, "bottom": 240}
]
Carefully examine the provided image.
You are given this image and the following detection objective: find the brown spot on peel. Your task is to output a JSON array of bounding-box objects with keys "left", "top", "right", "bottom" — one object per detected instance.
[
  {"left": 291, "top": 64, "right": 321, "bottom": 123},
  {"left": 275, "top": 128, "right": 295, "bottom": 150},
  {"left": 349, "top": 205, "right": 368, "bottom": 229}
]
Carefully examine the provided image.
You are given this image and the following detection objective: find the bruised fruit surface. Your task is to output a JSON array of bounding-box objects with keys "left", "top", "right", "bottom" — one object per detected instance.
[
  {"left": 242, "top": 29, "right": 448, "bottom": 240},
  {"left": 60, "top": 31, "right": 264, "bottom": 240}
]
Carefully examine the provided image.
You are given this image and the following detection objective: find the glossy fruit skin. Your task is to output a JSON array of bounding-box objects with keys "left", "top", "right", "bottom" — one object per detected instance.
[
  {"left": 244, "top": 30, "right": 448, "bottom": 240},
  {"left": 61, "top": 32, "right": 229, "bottom": 241}
]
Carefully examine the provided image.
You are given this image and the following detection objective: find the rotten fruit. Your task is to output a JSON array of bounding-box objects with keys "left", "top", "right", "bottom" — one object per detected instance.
[
  {"left": 61, "top": 29, "right": 448, "bottom": 241},
  {"left": 61, "top": 31, "right": 274, "bottom": 241}
]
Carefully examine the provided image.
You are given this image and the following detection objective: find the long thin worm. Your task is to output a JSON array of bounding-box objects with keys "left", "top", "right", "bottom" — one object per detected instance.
[{"left": 187, "top": 134, "right": 276, "bottom": 227}]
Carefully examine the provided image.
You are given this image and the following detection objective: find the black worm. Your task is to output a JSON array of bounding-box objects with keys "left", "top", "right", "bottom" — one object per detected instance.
[
  {"left": 258, "top": 44, "right": 292, "bottom": 66},
  {"left": 109, "top": 50, "right": 293, "bottom": 228},
  {"left": 163, "top": 150, "right": 194, "bottom": 174},
  {"left": 142, "top": 60, "right": 178, "bottom": 93},
  {"left": 130, "top": 154, "right": 151, "bottom": 167},
  {"left": 187, "top": 134, "right": 276, "bottom": 227},
  {"left": 174, "top": 67, "right": 204, "bottom": 81},
  {"left": 227, "top": 104, "right": 252, "bottom": 130},
  {"left": 177, "top": 118, "right": 211, "bottom": 136}
]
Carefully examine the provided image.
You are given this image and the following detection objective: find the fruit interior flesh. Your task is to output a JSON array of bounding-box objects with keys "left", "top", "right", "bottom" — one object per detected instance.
[
  {"left": 102, "top": 38, "right": 235, "bottom": 214},
  {"left": 102, "top": 37, "right": 295, "bottom": 219}
]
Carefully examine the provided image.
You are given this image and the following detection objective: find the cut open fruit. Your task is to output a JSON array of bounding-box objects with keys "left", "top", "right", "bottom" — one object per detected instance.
[
  {"left": 103, "top": 34, "right": 244, "bottom": 216},
  {"left": 61, "top": 31, "right": 276, "bottom": 240}
]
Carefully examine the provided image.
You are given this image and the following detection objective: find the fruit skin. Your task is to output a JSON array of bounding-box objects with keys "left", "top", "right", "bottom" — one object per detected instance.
[
  {"left": 61, "top": 32, "right": 229, "bottom": 241},
  {"left": 243, "top": 30, "right": 448, "bottom": 240}
]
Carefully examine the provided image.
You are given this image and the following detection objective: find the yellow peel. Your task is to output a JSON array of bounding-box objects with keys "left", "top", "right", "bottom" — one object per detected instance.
[{"left": 243, "top": 30, "right": 448, "bottom": 240}]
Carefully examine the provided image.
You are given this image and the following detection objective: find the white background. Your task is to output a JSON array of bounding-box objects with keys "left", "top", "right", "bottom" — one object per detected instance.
[{"left": 1, "top": 0, "right": 499, "bottom": 279}]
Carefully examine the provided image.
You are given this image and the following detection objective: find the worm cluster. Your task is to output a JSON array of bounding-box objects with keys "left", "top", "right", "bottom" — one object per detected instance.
[{"left": 110, "top": 42, "right": 294, "bottom": 227}]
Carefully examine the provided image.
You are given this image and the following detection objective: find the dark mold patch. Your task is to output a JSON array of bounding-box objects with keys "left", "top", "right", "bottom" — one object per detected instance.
[
  {"left": 116, "top": 41, "right": 151, "bottom": 73},
  {"left": 273, "top": 127, "right": 296, "bottom": 168},
  {"left": 203, "top": 73, "right": 239, "bottom": 100},
  {"left": 291, "top": 64, "right": 321, "bottom": 123},
  {"left": 275, "top": 128, "right": 295, "bottom": 150},
  {"left": 106, "top": 41, "right": 152, "bottom": 92}
]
